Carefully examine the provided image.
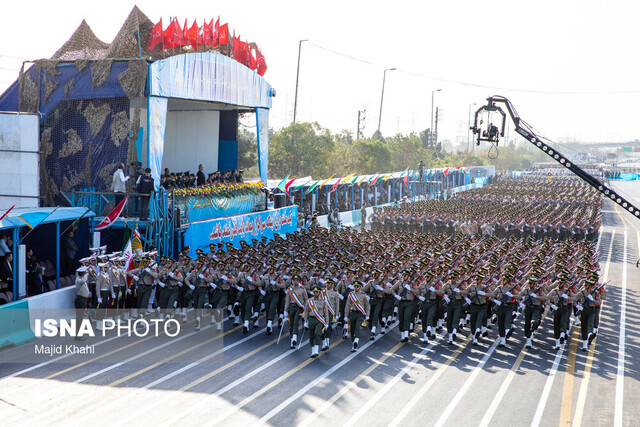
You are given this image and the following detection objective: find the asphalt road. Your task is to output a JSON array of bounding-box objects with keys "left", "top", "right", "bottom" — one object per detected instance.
[{"left": 0, "top": 180, "right": 639, "bottom": 426}]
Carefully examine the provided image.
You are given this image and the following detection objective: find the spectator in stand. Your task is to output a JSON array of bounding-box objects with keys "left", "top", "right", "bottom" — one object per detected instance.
[
  {"left": 230, "top": 169, "right": 239, "bottom": 183},
  {"left": 0, "top": 234, "right": 9, "bottom": 257},
  {"left": 0, "top": 252, "right": 13, "bottom": 287},
  {"left": 111, "top": 163, "right": 130, "bottom": 207},
  {"left": 26, "top": 247, "right": 39, "bottom": 286},
  {"left": 137, "top": 168, "right": 155, "bottom": 221},
  {"left": 236, "top": 170, "right": 244, "bottom": 183},
  {"left": 64, "top": 231, "right": 79, "bottom": 275},
  {"left": 29, "top": 266, "right": 47, "bottom": 296}
]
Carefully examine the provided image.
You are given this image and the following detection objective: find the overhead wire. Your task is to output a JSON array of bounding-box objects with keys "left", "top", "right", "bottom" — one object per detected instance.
[{"left": 308, "top": 42, "right": 640, "bottom": 95}]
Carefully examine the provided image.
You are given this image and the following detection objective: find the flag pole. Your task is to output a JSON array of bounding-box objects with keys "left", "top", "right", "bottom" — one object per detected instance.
[
  {"left": 59, "top": 202, "right": 99, "bottom": 238},
  {"left": 0, "top": 204, "right": 16, "bottom": 222}
]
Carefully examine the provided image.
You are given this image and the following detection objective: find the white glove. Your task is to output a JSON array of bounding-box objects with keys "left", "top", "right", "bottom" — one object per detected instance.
[
  {"left": 561, "top": 293, "right": 568, "bottom": 299},
  {"left": 453, "top": 288, "right": 460, "bottom": 293},
  {"left": 126, "top": 288, "right": 131, "bottom": 294},
  {"left": 404, "top": 284, "right": 411, "bottom": 290},
  {"left": 575, "top": 304, "right": 583, "bottom": 311},
  {"left": 394, "top": 294, "right": 401, "bottom": 300},
  {"left": 178, "top": 281, "right": 183, "bottom": 287},
  {"left": 188, "top": 284, "right": 195, "bottom": 290},
  {"left": 145, "top": 268, "right": 151, "bottom": 273},
  {"left": 246, "top": 276, "right": 253, "bottom": 283},
  {"left": 88, "top": 291, "right": 92, "bottom": 298},
  {"left": 199, "top": 274, "right": 205, "bottom": 279},
  {"left": 283, "top": 275, "right": 290, "bottom": 280},
  {"left": 365, "top": 317, "right": 369, "bottom": 321},
  {"left": 112, "top": 293, "right": 116, "bottom": 299},
  {"left": 550, "top": 304, "right": 558, "bottom": 311},
  {"left": 319, "top": 279, "right": 325, "bottom": 285},
  {"left": 465, "top": 297, "right": 472, "bottom": 305},
  {"left": 97, "top": 297, "right": 103, "bottom": 304},
  {"left": 304, "top": 321, "right": 309, "bottom": 329},
  {"left": 531, "top": 293, "right": 537, "bottom": 298},
  {"left": 283, "top": 311, "right": 288, "bottom": 319},
  {"left": 236, "top": 286, "right": 244, "bottom": 292},
  {"left": 344, "top": 317, "right": 349, "bottom": 323},
  {"left": 587, "top": 294, "right": 594, "bottom": 301},
  {"left": 221, "top": 275, "right": 228, "bottom": 281},
  {"left": 338, "top": 294, "right": 344, "bottom": 300},
  {"left": 506, "top": 291, "right": 513, "bottom": 297},
  {"left": 210, "top": 283, "right": 217, "bottom": 289},
  {"left": 418, "top": 296, "right": 426, "bottom": 301},
  {"left": 117, "top": 291, "right": 122, "bottom": 298},
  {"left": 348, "top": 284, "right": 354, "bottom": 290},
  {"left": 169, "top": 273, "right": 175, "bottom": 279},
  {"left": 519, "top": 302, "right": 526, "bottom": 309},
  {"left": 494, "top": 300, "right": 502, "bottom": 306},
  {"left": 259, "top": 275, "right": 264, "bottom": 279},
  {"left": 386, "top": 282, "right": 392, "bottom": 287},
  {"left": 443, "top": 296, "right": 451, "bottom": 304},
  {"left": 259, "top": 289, "right": 266, "bottom": 296},
  {"left": 133, "top": 275, "right": 139, "bottom": 281},
  {"left": 158, "top": 281, "right": 166, "bottom": 288},
  {"left": 270, "top": 280, "right": 276, "bottom": 285},
  {"left": 429, "top": 286, "right": 435, "bottom": 292},
  {"left": 477, "top": 290, "right": 486, "bottom": 296},
  {"left": 375, "top": 285, "right": 383, "bottom": 291}
]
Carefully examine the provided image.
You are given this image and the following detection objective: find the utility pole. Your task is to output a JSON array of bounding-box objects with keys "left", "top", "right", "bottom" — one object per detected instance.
[
  {"left": 293, "top": 39, "right": 308, "bottom": 123},
  {"left": 357, "top": 109, "right": 366, "bottom": 140},
  {"left": 377, "top": 68, "right": 396, "bottom": 134},
  {"left": 435, "top": 107, "right": 440, "bottom": 148},
  {"left": 430, "top": 89, "right": 441, "bottom": 149}
]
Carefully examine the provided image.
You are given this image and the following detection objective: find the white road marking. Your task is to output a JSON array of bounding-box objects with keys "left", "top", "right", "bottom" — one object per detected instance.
[{"left": 614, "top": 230, "right": 627, "bottom": 427}]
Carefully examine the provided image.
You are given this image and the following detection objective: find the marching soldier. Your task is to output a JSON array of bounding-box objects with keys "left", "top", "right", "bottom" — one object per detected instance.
[
  {"left": 262, "top": 265, "right": 286, "bottom": 335},
  {"left": 95, "top": 261, "right": 113, "bottom": 331},
  {"left": 321, "top": 278, "right": 340, "bottom": 350},
  {"left": 304, "top": 285, "right": 330, "bottom": 358},
  {"left": 209, "top": 260, "right": 230, "bottom": 331},
  {"left": 284, "top": 274, "right": 309, "bottom": 348},
  {"left": 185, "top": 260, "right": 212, "bottom": 330},
  {"left": 127, "top": 256, "right": 157, "bottom": 320},
  {"left": 344, "top": 281, "right": 370, "bottom": 351}
]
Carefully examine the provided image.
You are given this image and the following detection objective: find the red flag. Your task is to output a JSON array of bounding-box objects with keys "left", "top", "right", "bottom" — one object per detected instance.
[
  {"left": 95, "top": 197, "right": 128, "bottom": 231},
  {"left": 284, "top": 178, "right": 296, "bottom": 196},
  {"left": 330, "top": 177, "right": 342, "bottom": 193},
  {"left": 256, "top": 47, "right": 267, "bottom": 76},
  {"left": 187, "top": 20, "right": 200, "bottom": 51},
  {"left": 203, "top": 18, "right": 215, "bottom": 46},
  {"left": 219, "top": 23, "right": 229, "bottom": 45},
  {"left": 148, "top": 19, "right": 163, "bottom": 50},
  {"left": 180, "top": 18, "right": 189, "bottom": 46},
  {"left": 232, "top": 33, "right": 243, "bottom": 62},
  {"left": 211, "top": 17, "right": 221, "bottom": 47},
  {"left": 0, "top": 204, "right": 15, "bottom": 222},
  {"left": 443, "top": 167, "right": 450, "bottom": 177},
  {"left": 162, "top": 18, "right": 177, "bottom": 49}
]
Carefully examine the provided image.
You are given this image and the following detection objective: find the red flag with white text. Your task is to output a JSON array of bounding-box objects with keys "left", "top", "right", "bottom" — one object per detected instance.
[
  {"left": 148, "top": 19, "right": 163, "bottom": 50},
  {"left": 95, "top": 197, "right": 128, "bottom": 231}
]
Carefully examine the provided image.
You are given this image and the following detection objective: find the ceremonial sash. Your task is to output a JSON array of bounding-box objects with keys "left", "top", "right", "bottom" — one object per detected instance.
[
  {"left": 288, "top": 287, "right": 305, "bottom": 308},
  {"left": 349, "top": 292, "right": 367, "bottom": 316},
  {"left": 323, "top": 290, "right": 336, "bottom": 316},
  {"left": 309, "top": 299, "right": 327, "bottom": 327}
]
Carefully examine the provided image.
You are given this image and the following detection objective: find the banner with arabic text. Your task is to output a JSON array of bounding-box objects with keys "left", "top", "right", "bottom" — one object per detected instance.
[{"left": 183, "top": 206, "right": 298, "bottom": 257}]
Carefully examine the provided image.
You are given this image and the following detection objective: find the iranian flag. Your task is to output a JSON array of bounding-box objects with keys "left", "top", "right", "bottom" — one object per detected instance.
[
  {"left": 122, "top": 227, "right": 143, "bottom": 287},
  {"left": 95, "top": 197, "right": 128, "bottom": 231}
]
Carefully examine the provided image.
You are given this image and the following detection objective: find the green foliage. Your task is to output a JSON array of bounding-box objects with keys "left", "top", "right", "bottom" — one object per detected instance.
[
  {"left": 238, "top": 128, "right": 258, "bottom": 172},
  {"left": 266, "top": 122, "right": 545, "bottom": 178}
]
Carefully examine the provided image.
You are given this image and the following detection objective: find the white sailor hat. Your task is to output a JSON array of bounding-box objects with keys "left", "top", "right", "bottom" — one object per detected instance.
[
  {"left": 89, "top": 247, "right": 100, "bottom": 253},
  {"left": 98, "top": 262, "right": 109, "bottom": 268},
  {"left": 80, "top": 257, "right": 92, "bottom": 263},
  {"left": 99, "top": 245, "right": 107, "bottom": 254},
  {"left": 76, "top": 266, "right": 88, "bottom": 273}
]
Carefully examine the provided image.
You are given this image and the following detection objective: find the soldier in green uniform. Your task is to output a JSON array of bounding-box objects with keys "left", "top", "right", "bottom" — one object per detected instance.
[
  {"left": 344, "top": 281, "right": 370, "bottom": 351},
  {"left": 304, "top": 285, "right": 330, "bottom": 358},
  {"left": 284, "top": 274, "right": 309, "bottom": 348}
]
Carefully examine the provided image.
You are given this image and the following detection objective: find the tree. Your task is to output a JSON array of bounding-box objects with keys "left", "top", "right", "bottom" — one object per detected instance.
[
  {"left": 268, "top": 122, "right": 334, "bottom": 178},
  {"left": 237, "top": 128, "right": 258, "bottom": 171}
]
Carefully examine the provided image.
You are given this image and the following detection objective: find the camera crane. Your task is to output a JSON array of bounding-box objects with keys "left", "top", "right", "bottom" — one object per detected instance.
[{"left": 470, "top": 95, "right": 640, "bottom": 219}]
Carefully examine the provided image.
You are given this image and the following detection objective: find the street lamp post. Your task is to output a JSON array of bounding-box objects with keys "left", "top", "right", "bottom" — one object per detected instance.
[
  {"left": 293, "top": 39, "right": 308, "bottom": 123},
  {"left": 430, "top": 89, "right": 441, "bottom": 148},
  {"left": 377, "top": 67, "right": 396, "bottom": 134},
  {"left": 467, "top": 103, "right": 477, "bottom": 153}
]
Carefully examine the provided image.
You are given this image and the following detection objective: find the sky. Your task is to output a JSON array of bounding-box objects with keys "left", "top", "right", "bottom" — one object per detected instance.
[{"left": 2, "top": 0, "right": 640, "bottom": 146}]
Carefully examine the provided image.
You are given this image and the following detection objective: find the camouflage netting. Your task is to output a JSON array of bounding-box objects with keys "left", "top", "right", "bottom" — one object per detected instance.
[{"left": 16, "top": 5, "right": 238, "bottom": 205}]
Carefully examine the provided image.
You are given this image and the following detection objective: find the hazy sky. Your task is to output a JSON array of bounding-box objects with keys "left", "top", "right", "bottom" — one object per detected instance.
[{"left": 2, "top": 0, "right": 640, "bottom": 145}]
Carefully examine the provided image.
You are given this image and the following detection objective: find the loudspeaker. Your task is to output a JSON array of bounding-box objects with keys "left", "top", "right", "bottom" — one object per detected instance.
[{"left": 274, "top": 194, "right": 286, "bottom": 209}]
